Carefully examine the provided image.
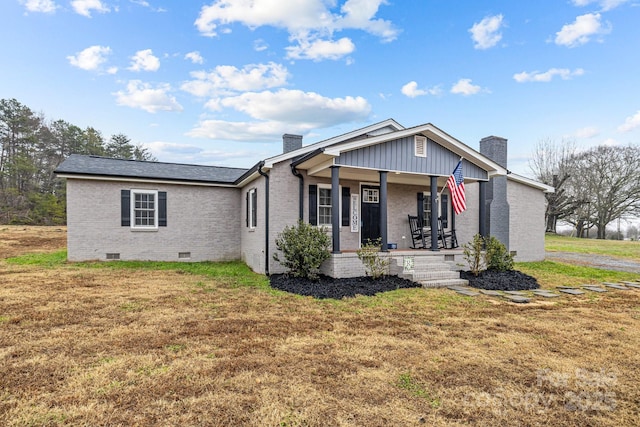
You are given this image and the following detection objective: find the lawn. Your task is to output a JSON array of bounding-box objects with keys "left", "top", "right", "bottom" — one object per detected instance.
[
  {"left": 545, "top": 233, "right": 640, "bottom": 260},
  {"left": 1, "top": 227, "right": 639, "bottom": 426}
]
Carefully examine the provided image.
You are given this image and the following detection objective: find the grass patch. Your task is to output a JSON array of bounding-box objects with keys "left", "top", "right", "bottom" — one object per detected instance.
[
  {"left": 517, "top": 260, "right": 639, "bottom": 287},
  {"left": 6, "top": 251, "right": 270, "bottom": 290},
  {"left": 545, "top": 234, "right": 640, "bottom": 260},
  {"left": 396, "top": 372, "right": 441, "bottom": 408}
]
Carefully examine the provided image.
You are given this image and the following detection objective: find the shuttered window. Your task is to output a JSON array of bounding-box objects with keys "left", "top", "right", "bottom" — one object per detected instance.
[{"left": 121, "top": 189, "right": 166, "bottom": 230}]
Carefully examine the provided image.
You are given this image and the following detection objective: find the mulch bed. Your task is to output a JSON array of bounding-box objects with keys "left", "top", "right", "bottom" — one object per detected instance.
[
  {"left": 271, "top": 269, "right": 540, "bottom": 299},
  {"left": 269, "top": 274, "right": 420, "bottom": 299},
  {"left": 461, "top": 270, "right": 540, "bottom": 291}
]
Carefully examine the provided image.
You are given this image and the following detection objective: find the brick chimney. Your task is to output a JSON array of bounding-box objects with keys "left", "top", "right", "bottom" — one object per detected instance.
[
  {"left": 283, "top": 134, "right": 303, "bottom": 154},
  {"left": 479, "top": 136, "right": 510, "bottom": 249}
]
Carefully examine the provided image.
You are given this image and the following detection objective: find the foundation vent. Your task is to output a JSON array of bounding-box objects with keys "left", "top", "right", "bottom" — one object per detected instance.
[
  {"left": 106, "top": 253, "right": 120, "bottom": 260},
  {"left": 178, "top": 252, "right": 191, "bottom": 259}
]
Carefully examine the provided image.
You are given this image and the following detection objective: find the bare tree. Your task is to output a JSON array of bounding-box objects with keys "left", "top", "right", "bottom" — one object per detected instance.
[
  {"left": 528, "top": 138, "right": 577, "bottom": 233},
  {"left": 567, "top": 145, "right": 640, "bottom": 239}
]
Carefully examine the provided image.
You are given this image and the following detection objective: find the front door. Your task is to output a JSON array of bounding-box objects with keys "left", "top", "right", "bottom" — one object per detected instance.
[{"left": 361, "top": 185, "right": 380, "bottom": 245}]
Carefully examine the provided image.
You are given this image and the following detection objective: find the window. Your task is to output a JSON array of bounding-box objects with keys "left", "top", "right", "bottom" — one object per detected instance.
[
  {"left": 309, "top": 184, "right": 345, "bottom": 227},
  {"left": 247, "top": 188, "right": 257, "bottom": 228},
  {"left": 318, "top": 187, "right": 332, "bottom": 226},
  {"left": 421, "top": 193, "right": 448, "bottom": 228},
  {"left": 121, "top": 189, "right": 166, "bottom": 229},
  {"left": 132, "top": 189, "right": 158, "bottom": 229},
  {"left": 363, "top": 188, "right": 379, "bottom": 203},
  {"left": 415, "top": 135, "right": 427, "bottom": 157}
]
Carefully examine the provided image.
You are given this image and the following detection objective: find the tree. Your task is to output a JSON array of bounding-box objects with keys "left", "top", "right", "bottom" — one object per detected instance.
[
  {"left": 106, "top": 133, "right": 134, "bottom": 159},
  {"left": 567, "top": 145, "right": 640, "bottom": 239},
  {"left": 528, "top": 138, "right": 577, "bottom": 233}
]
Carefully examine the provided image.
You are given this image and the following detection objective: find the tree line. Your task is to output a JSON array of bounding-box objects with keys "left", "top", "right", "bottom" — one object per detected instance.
[
  {"left": 0, "top": 98, "right": 155, "bottom": 225},
  {"left": 529, "top": 138, "right": 640, "bottom": 239}
]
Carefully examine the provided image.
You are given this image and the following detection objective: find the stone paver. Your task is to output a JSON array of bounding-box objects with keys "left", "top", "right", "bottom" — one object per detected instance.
[
  {"left": 503, "top": 290, "right": 527, "bottom": 295},
  {"left": 532, "top": 290, "right": 560, "bottom": 298},
  {"left": 502, "top": 294, "right": 530, "bottom": 303},
  {"left": 623, "top": 283, "right": 640, "bottom": 289},
  {"left": 479, "top": 290, "right": 502, "bottom": 296},
  {"left": 454, "top": 289, "right": 480, "bottom": 297},
  {"left": 602, "top": 282, "right": 630, "bottom": 290},
  {"left": 582, "top": 285, "right": 607, "bottom": 293},
  {"left": 558, "top": 288, "right": 585, "bottom": 295}
]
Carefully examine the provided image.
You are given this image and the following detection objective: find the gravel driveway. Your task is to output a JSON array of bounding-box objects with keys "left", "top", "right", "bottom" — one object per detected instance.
[{"left": 545, "top": 251, "right": 640, "bottom": 274}]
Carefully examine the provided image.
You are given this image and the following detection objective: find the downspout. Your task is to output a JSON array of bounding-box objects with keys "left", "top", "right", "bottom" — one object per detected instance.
[
  {"left": 290, "top": 164, "right": 304, "bottom": 221},
  {"left": 258, "top": 161, "right": 270, "bottom": 275}
]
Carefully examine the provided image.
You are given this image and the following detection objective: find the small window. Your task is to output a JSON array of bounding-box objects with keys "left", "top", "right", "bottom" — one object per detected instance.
[
  {"left": 131, "top": 189, "right": 158, "bottom": 229},
  {"left": 363, "top": 188, "right": 379, "bottom": 203},
  {"left": 415, "top": 135, "right": 427, "bottom": 157},
  {"left": 247, "top": 188, "right": 257, "bottom": 228},
  {"left": 318, "top": 187, "right": 332, "bottom": 226}
]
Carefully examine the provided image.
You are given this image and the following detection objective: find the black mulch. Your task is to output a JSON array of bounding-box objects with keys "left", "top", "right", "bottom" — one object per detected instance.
[
  {"left": 269, "top": 274, "right": 420, "bottom": 299},
  {"left": 461, "top": 270, "right": 540, "bottom": 291}
]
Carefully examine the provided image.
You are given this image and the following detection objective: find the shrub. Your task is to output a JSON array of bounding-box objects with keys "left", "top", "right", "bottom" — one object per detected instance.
[
  {"left": 462, "top": 234, "right": 485, "bottom": 276},
  {"left": 356, "top": 238, "right": 390, "bottom": 279},
  {"left": 463, "top": 234, "right": 514, "bottom": 276},
  {"left": 485, "top": 236, "right": 514, "bottom": 272},
  {"left": 273, "top": 220, "right": 331, "bottom": 280}
]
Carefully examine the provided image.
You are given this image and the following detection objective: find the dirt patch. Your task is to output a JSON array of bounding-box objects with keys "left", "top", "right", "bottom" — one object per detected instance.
[
  {"left": 270, "top": 274, "right": 420, "bottom": 299},
  {"left": 461, "top": 270, "right": 541, "bottom": 291},
  {"left": 0, "top": 226, "right": 67, "bottom": 259}
]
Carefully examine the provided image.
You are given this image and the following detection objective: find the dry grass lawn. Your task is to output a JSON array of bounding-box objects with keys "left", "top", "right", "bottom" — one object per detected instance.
[{"left": 1, "top": 226, "right": 639, "bottom": 426}]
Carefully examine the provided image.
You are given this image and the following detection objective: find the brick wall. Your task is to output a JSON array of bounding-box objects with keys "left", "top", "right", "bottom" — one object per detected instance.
[
  {"left": 66, "top": 179, "right": 240, "bottom": 262},
  {"left": 508, "top": 179, "right": 546, "bottom": 261}
]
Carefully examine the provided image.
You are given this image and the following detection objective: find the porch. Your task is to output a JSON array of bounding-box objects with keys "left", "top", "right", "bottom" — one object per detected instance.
[{"left": 320, "top": 248, "right": 468, "bottom": 287}]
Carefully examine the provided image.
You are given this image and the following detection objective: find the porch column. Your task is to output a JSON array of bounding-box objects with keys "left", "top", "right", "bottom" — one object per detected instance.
[
  {"left": 430, "top": 175, "right": 439, "bottom": 251},
  {"left": 379, "top": 171, "right": 388, "bottom": 252},
  {"left": 331, "top": 165, "right": 341, "bottom": 254},
  {"left": 479, "top": 180, "right": 487, "bottom": 238}
]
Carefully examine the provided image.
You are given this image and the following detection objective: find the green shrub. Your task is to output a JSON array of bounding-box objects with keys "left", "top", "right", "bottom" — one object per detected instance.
[
  {"left": 463, "top": 234, "right": 514, "bottom": 276},
  {"left": 356, "top": 238, "right": 390, "bottom": 279},
  {"left": 462, "top": 234, "right": 485, "bottom": 276},
  {"left": 273, "top": 220, "right": 331, "bottom": 280},
  {"left": 485, "top": 236, "right": 514, "bottom": 272}
]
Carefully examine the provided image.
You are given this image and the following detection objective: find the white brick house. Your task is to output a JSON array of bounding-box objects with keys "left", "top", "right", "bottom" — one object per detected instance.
[{"left": 55, "top": 119, "right": 553, "bottom": 277}]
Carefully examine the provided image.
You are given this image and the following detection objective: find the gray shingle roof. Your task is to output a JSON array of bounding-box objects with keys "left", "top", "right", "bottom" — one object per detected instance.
[{"left": 55, "top": 155, "right": 250, "bottom": 184}]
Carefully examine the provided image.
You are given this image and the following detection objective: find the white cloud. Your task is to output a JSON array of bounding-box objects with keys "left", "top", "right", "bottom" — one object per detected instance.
[
  {"left": 216, "top": 89, "right": 371, "bottom": 126},
  {"left": 114, "top": 80, "right": 183, "bottom": 113},
  {"left": 602, "top": 137, "right": 619, "bottom": 146},
  {"left": 194, "top": 0, "right": 397, "bottom": 60},
  {"left": 555, "top": 13, "right": 610, "bottom": 47},
  {"left": 469, "top": 14, "right": 504, "bottom": 50},
  {"left": 618, "top": 110, "right": 640, "bottom": 132},
  {"left": 71, "top": 0, "right": 110, "bottom": 17},
  {"left": 286, "top": 37, "right": 355, "bottom": 61},
  {"left": 400, "top": 81, "right": 442, "bottom": 98},
  {"left": 572, "top": 0, "right": 629, "bottom": 11},
  {"left": 185, "top": 51, "right": 204, "bottom": 64},
  {"left": 254, "top": 39, "right": 269, "bottom": 52},
  {"left": 575, "top": 126, "right": 600, "bottom": 138},
  {"left": 128, "top": 49, "right": 161, "bottom": 72},
  {"left": 450, "top": 78, "right": 483, "bottom": 96},
  {"left": 188, "top": 89, "right": 371, "bottom": 141},
  {"left": 513, "top": 68, "right": 585, "bottom": 83},
  {"left": 20, "top": 0, "right": 57, "bottom": 13},
  {"left": 67, "top": 45, "right": 112, "bottom": 71},
  {"left": 181, "top": 62, "right": 290, "bottom": 97}
]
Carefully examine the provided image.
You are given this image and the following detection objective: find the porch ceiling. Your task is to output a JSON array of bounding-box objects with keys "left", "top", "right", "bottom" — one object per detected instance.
[{"left": 308, "top": 164, "right": 471, "bottom": 188}]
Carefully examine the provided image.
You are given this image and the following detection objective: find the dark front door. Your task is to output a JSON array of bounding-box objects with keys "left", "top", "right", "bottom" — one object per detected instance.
[{"left": 361, "top": 185, "right": 380, "bottom": 245}]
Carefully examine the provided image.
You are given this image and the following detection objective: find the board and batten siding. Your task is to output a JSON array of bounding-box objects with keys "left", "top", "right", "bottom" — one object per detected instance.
[{"left": 335, "top": 136, "right": 488, "bottom": 180}]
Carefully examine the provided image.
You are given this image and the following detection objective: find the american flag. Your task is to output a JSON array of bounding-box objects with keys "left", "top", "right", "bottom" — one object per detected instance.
[{"left": 447, "top": 160, "right": 466, "bottom": 215}]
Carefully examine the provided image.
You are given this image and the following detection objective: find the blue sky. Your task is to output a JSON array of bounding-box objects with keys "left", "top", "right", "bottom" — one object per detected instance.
[{"left": 2, "top": 0, "right": 639, "bottom": 175}]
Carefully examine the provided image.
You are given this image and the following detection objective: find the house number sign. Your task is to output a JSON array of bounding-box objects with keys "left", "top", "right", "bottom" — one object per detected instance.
[{"left": 350, "top": 194, "right": 359, "bottom": 233}]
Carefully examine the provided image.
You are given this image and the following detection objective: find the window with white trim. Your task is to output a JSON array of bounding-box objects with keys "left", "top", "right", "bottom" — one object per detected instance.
[
  {"left": 248, "top": 188, "right": 257, "bottom": 228},
  {"left": 131, "top": 189, "right": 158, "bottom": 229},
  {"left": 422, "top": 192, "right": 449, "bottom": 229},
  {"left": 318, "top": 187, "right": 332, "bottom": 226}
]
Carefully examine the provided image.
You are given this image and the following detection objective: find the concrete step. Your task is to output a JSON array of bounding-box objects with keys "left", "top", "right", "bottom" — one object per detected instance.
[
  {"left": 420, "top": 278, "right": 469, "bottom": 288},
  {"left": 403, "top": 270, "right": 462, "bottom": 281}
]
